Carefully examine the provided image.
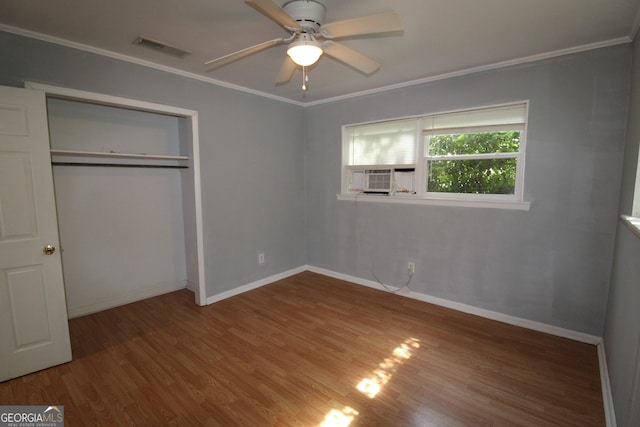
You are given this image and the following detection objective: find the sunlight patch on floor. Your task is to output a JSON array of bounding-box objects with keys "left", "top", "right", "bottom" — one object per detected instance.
[
  {"left": 356, "top": 337, "right": 420, "bottom": 398},
  {"left": 318, "top": 337, "right": 420, "bottom": 426},
  {"left": 319, "top": 406, "right": 359, "bottom": 427}
]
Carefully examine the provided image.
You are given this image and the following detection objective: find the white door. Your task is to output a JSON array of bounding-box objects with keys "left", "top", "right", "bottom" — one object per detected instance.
[{"left": 0, "top": 85, "right": 71, "bottom": 382}]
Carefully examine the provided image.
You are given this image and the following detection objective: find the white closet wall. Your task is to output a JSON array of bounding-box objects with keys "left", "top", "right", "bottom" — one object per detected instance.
[{"left": 47, "top": 99, "right": 188, "bottom": 318}]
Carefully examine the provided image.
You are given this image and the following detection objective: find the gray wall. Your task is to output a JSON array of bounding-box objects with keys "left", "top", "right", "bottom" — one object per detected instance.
[
  {"left": 1, "top": 30, "right": 633, "bottom": 341},
  {"left": 0, "top": 31, "right": 307, "bottom": 297},
  {"left": 603, "top": 33, "right": 640, "bottom": 427},
  {"left": 305, "top": 45, "right": 631, "bottom": 336}
]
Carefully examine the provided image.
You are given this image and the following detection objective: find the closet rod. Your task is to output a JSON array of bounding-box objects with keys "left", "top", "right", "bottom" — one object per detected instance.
[{"left": 52, "top": 162, "right": 188, "bottom": 169}]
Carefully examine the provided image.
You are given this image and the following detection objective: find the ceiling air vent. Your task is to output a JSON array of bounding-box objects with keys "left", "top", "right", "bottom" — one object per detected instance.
[{"left": 133, "top": 36, "right": 191, "bottom": 58}]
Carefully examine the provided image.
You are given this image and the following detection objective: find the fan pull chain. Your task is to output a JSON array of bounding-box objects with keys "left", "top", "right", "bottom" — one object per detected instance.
[{"left": 302, "top": 66, "right": 308, "bottom": 91}]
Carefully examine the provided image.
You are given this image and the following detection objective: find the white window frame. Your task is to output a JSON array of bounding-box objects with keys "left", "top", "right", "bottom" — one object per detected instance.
[
  {"left": 339, "top": 102, "right": 531, "bottom": 210},
  {"left": 622, "top": 146, "right": 640, "bottom": 237},
  {"left": 633, "top": 156, "right": 640, "bottom": 218},
  {"left": 423, "top": 125, "right": 526, "bottom": 203}
]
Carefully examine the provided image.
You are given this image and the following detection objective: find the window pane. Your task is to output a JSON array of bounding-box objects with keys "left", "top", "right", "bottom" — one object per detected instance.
[
  {"left": 346, "top": 118, "right": 417, "bottom": 165},
  {"left": 427, "top": 158, "right": 517, "bottom": 194},
  {"left": 428, "top": 131, "right": 520, "bottom": 156}
]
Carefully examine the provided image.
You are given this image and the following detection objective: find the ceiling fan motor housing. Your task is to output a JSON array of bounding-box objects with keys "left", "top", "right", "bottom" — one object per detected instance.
[{"left": 283, "top": 0, "right": 326, "bottom": 32}]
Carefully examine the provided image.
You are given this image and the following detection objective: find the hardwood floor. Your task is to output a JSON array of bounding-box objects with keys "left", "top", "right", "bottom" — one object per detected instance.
[{"left": 0, "top": 271, "right": 604, "bottom": 426}]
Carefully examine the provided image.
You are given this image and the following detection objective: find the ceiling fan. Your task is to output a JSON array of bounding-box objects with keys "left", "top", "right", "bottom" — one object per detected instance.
[{"left": 204, "top": 0, "right": 403, "bottom": 90}]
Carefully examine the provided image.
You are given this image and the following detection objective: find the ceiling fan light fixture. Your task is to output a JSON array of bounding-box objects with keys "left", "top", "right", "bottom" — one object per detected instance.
[{"left": 287, "top": 34, "right": 323, "bottom": 66}]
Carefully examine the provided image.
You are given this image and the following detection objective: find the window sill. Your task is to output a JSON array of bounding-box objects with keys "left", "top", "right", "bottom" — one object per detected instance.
[
  {"left": 621, "top": 215, "right": 640, "bottom": 239},
  {"left": 337, "top": 193, "right": 531, "bottom": 211}
]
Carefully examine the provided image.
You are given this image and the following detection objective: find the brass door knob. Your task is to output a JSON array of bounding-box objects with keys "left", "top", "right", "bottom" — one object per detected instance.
[{"left": 43, "top": 244, "right": 56, "bottom": 255}]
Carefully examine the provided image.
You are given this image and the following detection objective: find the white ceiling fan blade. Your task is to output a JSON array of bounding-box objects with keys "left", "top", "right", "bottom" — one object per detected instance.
[
  {"left": 321, "top": 11, "right": 403, "bottom": 39},
  {"left": 323, "top": 42, "right": 380, "bottom": 75},
  {"left": 276, "top": 58, "right": 297, "bottom": 85},
  {"left": 245, "top": 0, "right": 301, "bottom": 30},
  {"left": 205, "top": 38, "right": 284, "bottom": 70}
]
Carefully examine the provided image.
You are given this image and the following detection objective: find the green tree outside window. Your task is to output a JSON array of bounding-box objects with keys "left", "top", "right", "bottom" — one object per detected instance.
[{"left": 427, "top": 131, "right": 520, "bottom": 194}]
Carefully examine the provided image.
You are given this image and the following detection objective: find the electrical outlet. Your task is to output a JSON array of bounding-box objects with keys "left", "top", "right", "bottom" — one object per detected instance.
[
  {"left": 258, "top": 253, "right": 265, "bottom": 265},
  {"left": 408, "top": 262, "right": 415, "bottom": 276}
]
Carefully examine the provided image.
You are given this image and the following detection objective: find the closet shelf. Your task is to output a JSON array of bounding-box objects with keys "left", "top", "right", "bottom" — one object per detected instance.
[{"left": 50, "top": 149, "right": 189, "bottom": 161}]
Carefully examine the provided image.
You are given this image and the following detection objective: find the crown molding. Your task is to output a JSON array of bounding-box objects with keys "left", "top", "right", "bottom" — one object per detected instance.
[
  {"left": 0, "top": 24, "right": 304, "bottom": 107},
  {"left": 304, "top": 36, "right": 632, "bottom": 107},
  {"left": 1, "top": 24, "right": 632, "bottom": 108}
]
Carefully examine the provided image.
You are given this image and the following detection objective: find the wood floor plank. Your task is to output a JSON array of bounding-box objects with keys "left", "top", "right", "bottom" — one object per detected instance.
[{"left": 0, "top": 271, "right": 604, "bottom": 426}]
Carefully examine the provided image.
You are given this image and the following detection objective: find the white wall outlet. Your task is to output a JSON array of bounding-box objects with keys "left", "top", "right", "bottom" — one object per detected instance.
[
  {"left": 408, "top": 262, "right": 415, "bottom": 276},
  {"left": 258, "top": 253, "right": 265, "bottom": 265}
]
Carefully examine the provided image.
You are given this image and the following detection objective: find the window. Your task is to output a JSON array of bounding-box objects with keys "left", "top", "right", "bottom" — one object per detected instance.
[
  {"left": 633, "top": 157, "right": 640, "bottom": 218},
  {"left": 424, "top": 103, "right": 526, "bottom": 198},
  {"left": 625, "top": 147, "right": 640, "bottom": 237},
  {"left": 343, "top": 118, "right": 418, "bottom": 195},
  {"left": 341, "top": 102, "right": 529, "bottom": 209}
]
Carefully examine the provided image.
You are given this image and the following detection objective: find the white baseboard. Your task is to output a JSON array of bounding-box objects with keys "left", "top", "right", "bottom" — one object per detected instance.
[
  {"left": 67, "top": 280, "right": 188, "bottom": 319},
  {"left": 598, "top": 342, "right": 618, "bottom": 427},
  {"left": 185, "top": 279, "right": 197, "bottom": 293},
  {"left": 205, "top": 266, "right": 307, "bottom": 305},
  {"left": 306, "top": 265, "right": 602, "bottom": 345}
]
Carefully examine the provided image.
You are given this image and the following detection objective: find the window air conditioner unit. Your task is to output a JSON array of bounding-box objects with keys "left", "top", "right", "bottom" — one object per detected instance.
[{"left": 361, "top": 169, "right": 391, "bottom": 193}]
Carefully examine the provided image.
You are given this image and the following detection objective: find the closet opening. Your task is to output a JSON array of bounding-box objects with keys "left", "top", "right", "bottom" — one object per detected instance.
[{"left": 27, "top": 82, "right": 206, "bottom": 317}]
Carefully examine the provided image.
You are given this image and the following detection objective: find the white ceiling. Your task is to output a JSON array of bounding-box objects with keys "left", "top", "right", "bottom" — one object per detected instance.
[{"left": 2, "top": 0, "right": 640, "bottom": 104}]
